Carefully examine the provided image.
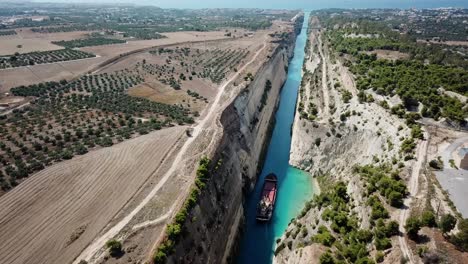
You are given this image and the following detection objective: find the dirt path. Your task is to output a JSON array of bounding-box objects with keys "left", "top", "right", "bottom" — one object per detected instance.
[
  {"left": 73, "top": 34, "right": 270, "bottom": 264},
  {"left": 317, "top": 34, "right": 330, "bottom": 117},
  {"left": 398, "top": 131, "right": 429, "bottom": 263}
]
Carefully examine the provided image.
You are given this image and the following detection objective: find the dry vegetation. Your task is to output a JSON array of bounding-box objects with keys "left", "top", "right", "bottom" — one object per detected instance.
[
  {"left": 0, "top": 31, "right": 229, "bottom": 93},
  {"left": 0, "top": 31, "right": 259, "bottom": 197},
  {"left": 0, "top": 3, "right": 295, "bottom": 264}
]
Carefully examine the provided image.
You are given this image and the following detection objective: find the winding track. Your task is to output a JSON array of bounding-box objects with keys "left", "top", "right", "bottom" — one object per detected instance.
[
  {"left": 398, "top": 131, "right": 429, "bottom": 264},
  {"left": 73, "top": 34, "right": 270, "bottom": 263},
  {"left": 317, "top": 33, "right": 330, "bottom": 117}
]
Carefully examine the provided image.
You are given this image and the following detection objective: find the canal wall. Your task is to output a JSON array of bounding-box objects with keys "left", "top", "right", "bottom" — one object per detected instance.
[
  {"left": 274, "top": 17, "right": 412, "bottom": 264},
  {"left": 165, "top": 17, "right": 302, "bottom": 264}
]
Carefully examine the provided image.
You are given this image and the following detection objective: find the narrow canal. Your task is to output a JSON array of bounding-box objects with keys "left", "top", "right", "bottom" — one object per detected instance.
[{"left": 237, "top": 12, "right": 314, "bottom": 264}]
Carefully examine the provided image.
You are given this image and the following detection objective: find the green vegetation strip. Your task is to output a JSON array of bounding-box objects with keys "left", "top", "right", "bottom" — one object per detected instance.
[
  {"left": 153, "top": 157, "right": 215, "bottom": 263},
  {"left": 52, "top": 37, "right": 126, "bottom": 48}
]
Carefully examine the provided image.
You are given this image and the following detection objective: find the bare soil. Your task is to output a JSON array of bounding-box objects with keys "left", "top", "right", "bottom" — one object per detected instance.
[
  {"left": 0, "top": 29, "right": 91, "bottom": 55},
  {"left": 0, "top": 31, "right": 229, "bottom": 93},
  {"left": 364, "top": 49, "right": 410, "bottom": 60},
  {"left": 0, "top": 126, "right": 185, "bottom": 264},
  {"left": 128, "top": 82, "right": 207, "bottom": 113},
  {"left": 417, "top": 39, "right": 468, "bottom": 46},
  {"left": 0, "top": 21, "right": 283, "bottom": 264}
]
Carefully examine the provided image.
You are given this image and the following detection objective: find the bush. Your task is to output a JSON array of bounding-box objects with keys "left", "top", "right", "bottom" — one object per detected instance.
[
  {"left": 439, "top": 214, "right": 457, "bottom": 234},
  {"left": 421, "top": 211, "right": 437, "bottom": 227},
  {"left": 153, "top": 250, "right": 167, "bottom": 264},
  {"left": 313, "top": 226, "right": 335, "bottom": 246},
  {"left": 429, "top": 159, "right": 443, "bottom": 170},
  {"left": 320, "top": 252, "right": 336, "bottom": 264},
  {"left": 355, "top": 257, "right": 376, "bottom": 264},
  {"left": 342, "top": 90, "right": 352, "bottom": 103},
  {"left": 417, "top": 246, "right": 428, "bottom": 257},
  {"left": 315, "top": 137, "right": 321, "bottom": 147},
  {"left": 375, "top": 237, "right": 392, "bottom": 250},
  {"left": 375, "top": 251, "right": 385, "bottom": 263},
  {"left": 274, "top": 243, "right": 286, "bottom": 255},
  {"left": 385, "top": 220, "right": 400, "bottom": 237},
  {"left": 405, "top": 216, "right": 421, "bottom": 238},
  {"left": 166, "top": 224, "right": 181, "bottom": 240},
  {"left": 105, "top": 239, "right": 122, "bottom": 257},
  {"left": 450, "top": 218, "right": 468, "bottom": 252},
  {"left": 368, "top": 196, "right": 389, "bottom": 220}
]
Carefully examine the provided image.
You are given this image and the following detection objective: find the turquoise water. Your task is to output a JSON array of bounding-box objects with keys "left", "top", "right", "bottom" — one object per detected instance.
[{"left": 236, "top": 12, "right": 314, "bottom": 264}]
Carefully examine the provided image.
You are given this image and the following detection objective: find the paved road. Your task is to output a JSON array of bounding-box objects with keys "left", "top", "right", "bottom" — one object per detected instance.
[
  {"left": 440, "top": 136, "right": 468, "bottom": 169},
  {"left": 436, "top": 136, "right": 468, "bottom": 218},
  {"left": 435, "top": 169, "right": 468, "bottom": 217}
]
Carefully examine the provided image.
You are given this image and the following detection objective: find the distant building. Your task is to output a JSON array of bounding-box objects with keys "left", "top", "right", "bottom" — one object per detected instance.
[{"left": 459, "top": 148, "right": 468, "bottom": 170}]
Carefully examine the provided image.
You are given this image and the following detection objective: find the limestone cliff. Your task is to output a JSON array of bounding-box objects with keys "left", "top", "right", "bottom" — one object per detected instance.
[
  {"left": 275, "top": 17, "right": 413, "bottom": 264},
  {"left": 165, "top": 17, "right": 302, "bottom": 264}
]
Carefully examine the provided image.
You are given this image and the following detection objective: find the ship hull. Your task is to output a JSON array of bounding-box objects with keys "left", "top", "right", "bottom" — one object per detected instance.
[{"left": 256, "top": 173, "right": 278, "bottom": 222}]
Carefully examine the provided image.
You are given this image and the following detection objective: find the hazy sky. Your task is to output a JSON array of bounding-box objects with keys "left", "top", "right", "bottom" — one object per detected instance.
[{"left": 32, "top": 0, "right": 468, "bottom": 9}]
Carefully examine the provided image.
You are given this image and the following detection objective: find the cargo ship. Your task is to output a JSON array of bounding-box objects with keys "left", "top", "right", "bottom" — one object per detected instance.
[{"left": 256, "top": 173, "right": 278, "bottom": 221}]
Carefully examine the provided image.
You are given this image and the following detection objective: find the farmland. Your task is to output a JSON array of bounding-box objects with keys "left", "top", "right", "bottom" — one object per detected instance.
[
  {"left": 0, "top": 66, "right": 195, "bottom": 192},
  {"left": 0, "top": 30, "right": 16, "bottom": 36},
  {"left": 0, "top": 31, "right": 229, "bottom": 93},
  {"left": 0, "top": 49, "right": 95, "bottom": 69},
  {"left": 0, "top": 2, "right": 298, "bottom": 264},
  {"left": 52, "top": 37, "right": 127, "bottom": 48},
  {"left": 0, "top": 27, "right": 265, "bottom": 193},
  {"left": 0, "top": 126, "right": 186, "bottom": 264}
]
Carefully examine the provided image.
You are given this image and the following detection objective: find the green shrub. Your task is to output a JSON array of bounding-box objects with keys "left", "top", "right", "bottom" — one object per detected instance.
[
  {"left": 105, "top": 239, "right": 122, "bottom": 257},
  {"left": 153, "top": 250, "right": 167, "bottom": 264},
  {"left": 375, "top": 237, "right": 392, "bottom": 250},
  {"left": 355, "top": 257, "right": 376, "bottom": 264},
  {"left": 439, "top": 214, "right": 457, "bottom": 234},
  {"left": 417, "top": 246, "right": 428, "bottom": 257},
  {"left": 342, "top": 90, "right": 352, "bottom": 103},
  {"left": 375, "top": 251, "right": 385, "bottom": 263},
  {"left": 313, "top": 226, "right": 335, "bottom": 246},
  {"left": 450, "top": 218, "right": 468, "bottom": 252},
  {"left": 405, "top": 216, "right": 421, "bottom": 238},
  {"left": 319, "top": 252, "right": 336, "bottom": 264},
  {"left": 166, "top": 224, "right": 181, "bottom": 240},
  {"left": 274, "top": 243, "right": 286, "bottom": 255},
  {"left": 421, "top": 211, "right": 437, "bottom": 227},
  {"left": 385, "top": 220, "right": 400, "bottom": 237}
]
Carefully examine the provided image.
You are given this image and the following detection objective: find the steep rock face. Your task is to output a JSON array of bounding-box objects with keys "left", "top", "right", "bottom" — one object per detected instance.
[
  {"left": 167, "top": 27, "right": 299, "bottom": 264},
  {"left": 275, "top": 19, "right": 411, "bottom": 264}
]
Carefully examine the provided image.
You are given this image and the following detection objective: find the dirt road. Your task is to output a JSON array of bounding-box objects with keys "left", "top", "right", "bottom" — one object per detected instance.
[
  {"left": 317, "top": 34, "right": 330, "bottom": 117},
  {"left": 398, "top": 131, "right": 429, "bottom": 264},
  {"left": 73, "top": 34, "right": 270, "bottom": 264}
]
